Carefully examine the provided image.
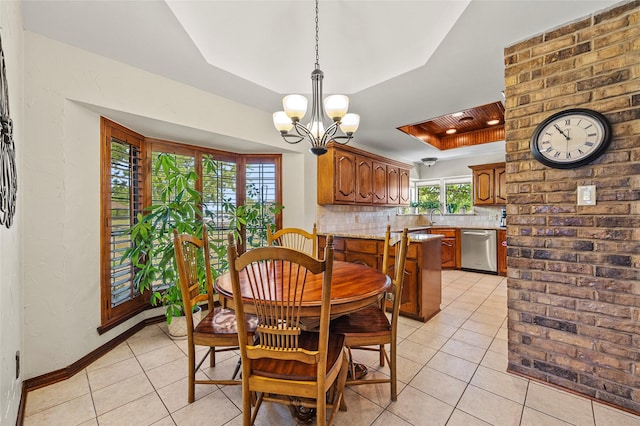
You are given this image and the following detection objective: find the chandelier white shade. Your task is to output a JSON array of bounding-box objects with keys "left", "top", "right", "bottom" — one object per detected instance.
[{"left": 272, "top": 0, "right": 359, "bottom": 156}]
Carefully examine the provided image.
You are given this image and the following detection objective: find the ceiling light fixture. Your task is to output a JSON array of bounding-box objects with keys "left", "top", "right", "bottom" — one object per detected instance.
[
  {"left": 487, "top": 119, "right": 500, "bottom": 125},
  {"left": 421, "top": 157, "right": 438, "bottom": 167},
  {"left": 272, "top": 0, "right": 359, "bottom": 156},
  {"left": 459, "top": 116, "right": 473, "bottom": 123},
  {"left": 446, "top": 129, "right": 457, "bottom": 134}
]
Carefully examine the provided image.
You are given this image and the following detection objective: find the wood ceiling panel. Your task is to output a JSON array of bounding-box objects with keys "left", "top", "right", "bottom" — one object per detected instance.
[{"left": 397, "top": 101, "right": 505, "bottom": 150}]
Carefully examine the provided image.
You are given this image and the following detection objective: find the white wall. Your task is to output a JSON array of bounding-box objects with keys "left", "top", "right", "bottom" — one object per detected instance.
[
  {"left": 22, "top": 31, "right": 310, "bottom": 379},
  {"left": 0, "top": 1, "right": 24, "bottom": 424},
  {"left": 414, "top": 151, "right": 505, "bottom": 181}
]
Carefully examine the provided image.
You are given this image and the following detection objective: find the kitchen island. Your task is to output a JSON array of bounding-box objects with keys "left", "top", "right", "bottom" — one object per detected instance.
[{"left": 318, "top": 231, "right": 442, "bottom": 322}]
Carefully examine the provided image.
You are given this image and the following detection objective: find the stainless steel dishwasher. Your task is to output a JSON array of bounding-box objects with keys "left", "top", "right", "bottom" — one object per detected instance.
[{"left": 461, "top": 229, "right": 497, "bottom": 273}]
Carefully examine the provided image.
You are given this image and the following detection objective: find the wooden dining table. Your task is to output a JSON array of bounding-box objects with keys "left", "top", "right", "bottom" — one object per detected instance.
[
  {"left": 215, "top": 259, "right": 390, "bottom": 421},
  {"left": 214, "top": 260, "right": 391, "bottom": 319}
]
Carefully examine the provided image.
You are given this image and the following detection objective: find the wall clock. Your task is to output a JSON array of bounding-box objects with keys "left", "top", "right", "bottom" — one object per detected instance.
[{"left": 530, "top": 108, "right": 612, "bottom": 169}]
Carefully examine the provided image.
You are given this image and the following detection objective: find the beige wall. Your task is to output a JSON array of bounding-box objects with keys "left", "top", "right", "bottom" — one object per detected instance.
[
  {"left": 21, "top": 31, "right": 311, "bottom": 381},
  {"left": 505, "top": 2, "right": 640, "bottom": 413},
  {"left": 0, "top": 1, "right": 24, "bottom": 424}
]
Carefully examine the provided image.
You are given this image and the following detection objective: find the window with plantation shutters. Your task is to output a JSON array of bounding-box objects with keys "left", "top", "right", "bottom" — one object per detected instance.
[
  {"left": 201, "top": 155, "right": 237, "bottom": 276},
  {"left": 148, "top": 150, "right": 197, "bottom": 295},
  {"left": 100, "top": 119, "right": 148, "bottom": 330},
  {"left": 245, "top": 160, "right": 279, "bottom": 249},
  {"left": 100, "top": 119, "right": 282, "bottom": 332}
]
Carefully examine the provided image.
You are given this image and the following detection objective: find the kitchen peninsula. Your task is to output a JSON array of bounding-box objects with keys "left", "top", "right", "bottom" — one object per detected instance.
[{"left": 318, "top": 231, "right": 442, "bottom": 322}]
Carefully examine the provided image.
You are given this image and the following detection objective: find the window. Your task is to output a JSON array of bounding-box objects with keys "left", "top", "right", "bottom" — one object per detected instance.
[
  {"left": 445, "top": 181, "right": 472, "bottom": 214},
  {"left": 201, "top": 155, "right": 237, "bottom": 275},
  {"left": 415, "top": 176, "right": 472, "bottom": 214},
  {"left": 100, "top": 120, "right": 148, "bottom": 328},
  {"left": 417, "top": 183, "right": 440, "bottom": 205},
  {"left": 100, "top": 119, "right": 282, "bottom": 331},
  {"left": 244, "top": 159, "right": 280, "bottom": 250}
]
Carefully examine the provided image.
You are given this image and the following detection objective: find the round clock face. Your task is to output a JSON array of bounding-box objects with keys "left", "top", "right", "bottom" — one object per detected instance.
[{"left": 530, "top": 108, "right": 612, "bottom": 169}]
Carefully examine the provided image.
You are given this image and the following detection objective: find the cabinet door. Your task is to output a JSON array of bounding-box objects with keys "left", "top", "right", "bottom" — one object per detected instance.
[
  {"left": 372, "top": 161, "right": 388, "bottom": 204},
  {"left": 399, "top": 168, "right": 410, "bottom": 205},
  {"left": 386, "top": 166, "right": 400, "bottom": 204},
  {"left": 399, "top": 259, "right": 419, "bottom": 317},
  {"left": 497, "top": 229, "right": 507, "bottom": 276},
  {"left": 441, "top": 238, "right": 456, "bottom": 269},
  {"left": 334, "top": 151, "right": 356, "bottom": 202},
  {"left": 355, "top": 156, "right": 373, "bottom": 203},
  {"left": 473, "top": 168, "right": 495, "bottom": 205},
  {"left": 495, "top": 166, "right": 507, "bottom": 204},
  {"left": 385, "top": 257, "right": 419, "bottom": 318}
]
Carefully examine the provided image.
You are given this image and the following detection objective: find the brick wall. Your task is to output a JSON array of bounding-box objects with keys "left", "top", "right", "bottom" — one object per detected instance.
[{"left": 504, "top": 1, "right": 640, "bottom": 414}]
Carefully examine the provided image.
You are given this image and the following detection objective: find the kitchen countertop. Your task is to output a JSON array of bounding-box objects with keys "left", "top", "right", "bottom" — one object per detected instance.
[
  {"left": 394, "top": 225, "right": 507, "bottom": 233},
  {"left": 318, "top": 230, "right": 443, "bottom": 242},
  {"left": 318, "top": 225, "right": 507, "bottom": 242}
]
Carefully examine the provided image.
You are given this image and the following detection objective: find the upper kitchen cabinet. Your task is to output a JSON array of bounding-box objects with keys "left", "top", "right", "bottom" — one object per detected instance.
[
  {"left": 356, "top": 156, "right": 374, "bottom": 203},
  {"left": 334, "top": 150, "right": 356, "bottom": 202},
  {"left": 399, "top": 168, "right": 410, "bottom": 204},
  {"left": 469, "top": 162, "right": 506, "bottom": 206},
  {"left": 373, "top": 161, "right": 389, "bottom": 204},
  {"left": 318, "top": 143, "right": 411, "bottom": 206}
]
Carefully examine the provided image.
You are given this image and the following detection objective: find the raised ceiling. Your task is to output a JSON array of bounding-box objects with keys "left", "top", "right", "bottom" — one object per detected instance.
[
  {"left": 165, "top": 0, "right": 470, "bottom": 95},
  {"left": 21, "top": 0, "right": 621, "bottom": 165},
  {"left": 398, "top": 101, "right": 505, "bottom": 151}
]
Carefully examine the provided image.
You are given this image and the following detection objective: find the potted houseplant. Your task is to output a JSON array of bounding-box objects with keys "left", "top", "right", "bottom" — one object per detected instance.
[
  {"left": 409, "top": 201, "right": 420, "bottom": 214},
  {"left": 419, "top": 200, "right": 440, "bottom": 213},
  {"left": 122, "top": 152, "right": 203, "bottom": 335},
  {"left": 122, "top": 153, "right": 283, "bottom": 337}
]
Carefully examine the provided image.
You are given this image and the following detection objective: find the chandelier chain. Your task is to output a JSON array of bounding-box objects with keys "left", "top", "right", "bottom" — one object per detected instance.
[
  {"left": 272, "top": 0, "right": 358, "bottom": 155},
  {"left": 314, "top": 0, "right": 319, "bottom": 69}
]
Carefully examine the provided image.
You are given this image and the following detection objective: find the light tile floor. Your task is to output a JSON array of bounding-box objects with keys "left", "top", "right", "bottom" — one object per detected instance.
[{"left": 24, "top": 270, "right": 640, "bottom": 425}]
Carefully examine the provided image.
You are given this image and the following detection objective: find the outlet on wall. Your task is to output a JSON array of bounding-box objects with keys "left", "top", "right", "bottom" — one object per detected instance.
[{"left": 577, "top": 185, "right": 596, "bottom": 206}]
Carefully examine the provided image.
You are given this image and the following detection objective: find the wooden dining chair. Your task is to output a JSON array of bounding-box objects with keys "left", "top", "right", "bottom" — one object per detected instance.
[
  {"left": 267, "top": 223, "right": 318, "bottom": 257},
  {"left": 173, "top": 225, "right": 257, "bottom": 403},
  {"left": 227, "top": 233, "right": 348, "bottom": 426},
  {"left": 330, "top": 225, "right": 410, "bottom": 401}
]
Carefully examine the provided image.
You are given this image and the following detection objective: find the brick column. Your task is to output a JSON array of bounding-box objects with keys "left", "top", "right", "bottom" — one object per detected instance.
[{"left": 504, "top": 1, "right": 640, "bottom": 414}]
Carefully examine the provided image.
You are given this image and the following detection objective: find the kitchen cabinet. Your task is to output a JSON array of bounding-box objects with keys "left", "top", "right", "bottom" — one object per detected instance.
[
  {"left": 497, "top": 228, "right": 507, "bottom": 276},
  {"left": 399, "top": 168, "right": 410, "bottom": 204},
  {"left": 372, "top": 161, "right": 387, "bottom": 204},
  {"left": 333, "top": 150, "right": 356, "bottom": 202},
  {"left": 425, "top": 228, "right": 460, "bottom": 269},
  {"left": 384, "top": 165, "right": 398, "bottom": 204},
  {"left": 318, "top": 234, "right": 442, "bottom": 321},
  {"left": 469, "top": 162, "right": 506, "bottom": 206},
  {"left": 317, "top": 142, "right": 411, "bottom": 206},
  {"left": 344, "top": 238, "right": 379, "bottom": 269},
  {"left": 355, "top": 156, "right": 373, "bottom": 203}
]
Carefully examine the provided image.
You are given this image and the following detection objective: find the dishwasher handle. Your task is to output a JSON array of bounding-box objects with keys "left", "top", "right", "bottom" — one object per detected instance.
[{"left": 462, "top": 230, "right": 493, "bottom": 236}]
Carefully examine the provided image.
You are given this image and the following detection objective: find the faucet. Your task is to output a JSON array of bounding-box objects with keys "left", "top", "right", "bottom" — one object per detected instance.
[{"left": 429, "top": 208, "right": 442, "bottom": 225}]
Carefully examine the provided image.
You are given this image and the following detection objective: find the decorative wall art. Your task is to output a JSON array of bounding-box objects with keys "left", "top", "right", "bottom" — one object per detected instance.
[{"left": 0, "top": 35, "right": 17, "bottom": 228}]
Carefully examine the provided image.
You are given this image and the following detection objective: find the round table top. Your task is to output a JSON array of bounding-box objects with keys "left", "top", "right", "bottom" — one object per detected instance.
[{"left": 215, "top": 260, "right": 391, "bottom": 318}]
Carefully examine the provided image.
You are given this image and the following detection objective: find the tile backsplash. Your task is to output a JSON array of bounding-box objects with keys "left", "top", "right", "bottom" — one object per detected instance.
[{"left": 316, "top": 205, "right": 505, "bottom": 233}]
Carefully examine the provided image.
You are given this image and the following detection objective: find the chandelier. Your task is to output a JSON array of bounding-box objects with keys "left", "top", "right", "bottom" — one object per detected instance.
[{"left": 272, "top": 0, "right": 360, "bottom": 156}]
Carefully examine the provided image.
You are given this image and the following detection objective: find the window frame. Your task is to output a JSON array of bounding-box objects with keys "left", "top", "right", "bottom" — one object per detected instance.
[
  {"left": 100, "top": 119, "right": 150, "bottom": 331},
  {"left": 415, "top": 175, "right": 473, "bottom": 215},
  {"left": 99, "top": 119, "right": 282, "bottom": 333}
]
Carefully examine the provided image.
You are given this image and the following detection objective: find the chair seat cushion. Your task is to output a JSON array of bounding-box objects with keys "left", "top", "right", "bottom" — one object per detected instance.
[
  {"left": 194, "top": 307, "right": 258, "bottom": 336},
  {"left": 252, "top": 331, "right": 345, "bottom": 381},
  {"left": 330, "top": 305, "right": 391, "bottom": 337}
]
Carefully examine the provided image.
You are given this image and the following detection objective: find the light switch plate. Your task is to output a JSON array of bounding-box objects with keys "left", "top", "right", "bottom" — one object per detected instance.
[{"left": 577, "top": 185, "right": 596, "bottom": 206}]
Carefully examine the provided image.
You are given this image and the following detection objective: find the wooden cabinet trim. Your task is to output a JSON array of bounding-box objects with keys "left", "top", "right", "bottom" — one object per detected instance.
[
  {"left": 470, "top": 162, "right": 506, "bottom": 206},
  {"left": 317, "top": 143, "right": 411, "bottom": 206},
  {"left": 318, "top": 235, "right": 441, "bottom": 322}
]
